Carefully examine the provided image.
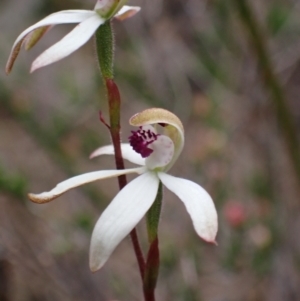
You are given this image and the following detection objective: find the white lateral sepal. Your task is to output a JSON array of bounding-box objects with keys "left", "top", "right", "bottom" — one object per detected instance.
[
  {"left": 89, "top": 172, "right": 159, "bottom": 272},
  {"left": 158, "top": 172, "right": 218, "bottom": 243}
]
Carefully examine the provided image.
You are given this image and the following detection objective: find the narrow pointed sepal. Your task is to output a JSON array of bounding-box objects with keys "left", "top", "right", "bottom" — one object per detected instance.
[
  {"left": 114, "top": 5, "right": 141, "bottom": 21},
  {"left": 31, "top": 14, "right": 104, "bottom": 72},
  {"left": 28, "top": 167, "right": 146, "bottom": 204},
  {"left": 158, "top": 172, "right": 218, "bottom": 243},
  {"left": 6, "top": 10, "right": 95, "bottom": 74},
  {"left": 5, "top": 38, "right": 24, "bottom": 74},
  {"left": 89, "top": 172, "right": 159, "bottom": 272},
  {"left": 90, "top": 143, "right": 146, "bottom": 166}
]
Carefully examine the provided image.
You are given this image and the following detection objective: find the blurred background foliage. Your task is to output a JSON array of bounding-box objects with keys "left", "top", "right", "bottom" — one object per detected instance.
[{"left": 1, "top": 0, "right": 300, "bottom": 300}]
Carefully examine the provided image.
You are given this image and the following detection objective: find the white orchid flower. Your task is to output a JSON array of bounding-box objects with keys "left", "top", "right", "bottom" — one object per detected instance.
[
  {"left": 28, "top": 108, "right": 218, "bottom": 272},
  {"left": 6, "top": 0, "right": 140, "bottom": 73}
]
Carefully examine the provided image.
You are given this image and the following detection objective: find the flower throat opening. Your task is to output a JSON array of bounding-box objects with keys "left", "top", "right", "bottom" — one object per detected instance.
[{"left": 129, "top": 126, "right": 159, "bottom": 158}]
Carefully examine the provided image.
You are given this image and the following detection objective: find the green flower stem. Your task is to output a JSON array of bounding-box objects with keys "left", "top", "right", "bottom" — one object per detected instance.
[
  {"left": 95, "top": 21, "right": 146, "bottom": 281},
  {"left": 95, "top": 21, "right": 114, "bottom": 79},
  {"left": 231, "top": 0, "right": 300, "bottom": 184},
  {"left": 146, "top": 182, "right": 163, "bottom": 244},
  {"left": 143, "top": 182, "right": 163, "bottom": 301}
]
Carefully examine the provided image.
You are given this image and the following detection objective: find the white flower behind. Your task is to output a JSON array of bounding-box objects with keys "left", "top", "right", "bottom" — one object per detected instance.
[
  {"left": 28, "top": 108, "right": 218, "bottom": 272},
  {"left": 6, "top": 0, "right": 140, "bottom": 73}
]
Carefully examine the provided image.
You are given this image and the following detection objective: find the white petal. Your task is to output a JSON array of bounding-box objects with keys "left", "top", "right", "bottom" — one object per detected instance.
[
  {"left": 90, "top": 172, "right": 159, "bottom": 272},
  {"left": 28, "top": 167, "right": 146, "bottom": 204},
  {"left": 13, "top": 10, "right": 95, "bottom": 44},
  {"left": 158, "top": 173, "right": 218, "bottom": 243},
  {"left": 31, "top": 13, "right": 104, "bottom": 72},
  {"left": 145, "top": 135, "right": 174, "bottom": 170},
  {"left": 6, "top": 10, "right": 95, "bottom": 73},
  {"left": 90, "top": 144, "right": 146, "bottom": 166},
  {"left": 114, "top": 5, "right": 141, "bottom": 21}
]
